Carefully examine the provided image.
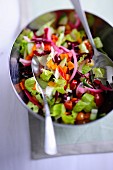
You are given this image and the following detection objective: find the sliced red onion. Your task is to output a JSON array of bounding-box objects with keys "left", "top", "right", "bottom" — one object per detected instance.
[
  {"left": 51, "top": 42, "right": 63, "bottom": 54},
  {"left": 84, "top": 73, "right": 90, "bottom": 78},
  {"left": 69, "top": 49, "right": 78, "bottom": 82},
  {"left": 74, "top": 13, "right": 81, "bottom": 29},
  {"left": 19, "top": 58, "right": 31, "bottom": 66},
  {"left": 33, "top": 50, "right": 49, "bottom": 56},
  {"left": 32, "top": 37, "right": 52, "bottom": 44},
  {"left": 36, "top": 44, "right": 41, "bottom": 48},
  {"left": 32, "top": 37, "right": 63, "bottom": 54},
  {"left": 76, "top": 82, "right": 103, "bottom": 97},
  {"left": 59, "top": 46, "right": 70, "bottom": 53},
  {"left": 94, "top": 78, "right": 113, "bottom": 91},
  {"left": 69, "top": 14, "right": 81, "bottom": 29},
  {"left": 86, "top": 87, "right": 103, "bottom": 93},
  {"left": 100, "top": 84, "right": 113, "bottom": 91},
  {"left": 76, "top": 82, "right": 87, "bottom": 97}
]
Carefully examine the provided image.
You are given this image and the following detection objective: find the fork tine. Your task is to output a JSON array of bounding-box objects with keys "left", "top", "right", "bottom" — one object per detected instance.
[{"left": 106, "top": 66, "right": 113, "bottom": 84}]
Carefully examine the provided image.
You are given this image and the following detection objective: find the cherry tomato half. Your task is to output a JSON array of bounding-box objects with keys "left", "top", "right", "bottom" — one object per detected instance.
[{"left": 70, "top": 80, "right": 77, "bottom": 90}]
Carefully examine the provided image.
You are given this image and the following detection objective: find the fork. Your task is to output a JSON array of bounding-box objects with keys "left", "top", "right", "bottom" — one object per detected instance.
[{"left": 70, "top": 0, "right": 113, "bottom": 83}]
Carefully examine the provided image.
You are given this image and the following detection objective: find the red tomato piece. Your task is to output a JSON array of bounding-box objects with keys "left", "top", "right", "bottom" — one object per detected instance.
[
  {"left": 70, "top": 80, "right": 77, "bottom": 90},
  {"left": 64, "top": 101, "right": 73, "bottom": 110}
]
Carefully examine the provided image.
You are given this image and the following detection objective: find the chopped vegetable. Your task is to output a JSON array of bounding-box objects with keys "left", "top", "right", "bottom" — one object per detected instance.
[
  {"left": 40, "top": 69, "right": 53, "bottom": 81},
  {"left": 51, "top": 103, "right": 66, "bottom": 118},
  {"left": 90, "top": 109, "right": 98, "bottom": 120},
  {"left": 62, "top": 113, "right": 75, "bottom": 124},
  {"left": 27, "top": 101, "right": 39, "bottom": 113},
  {"left": 94, "top": 37, "right": 103, "bottom": 49}
]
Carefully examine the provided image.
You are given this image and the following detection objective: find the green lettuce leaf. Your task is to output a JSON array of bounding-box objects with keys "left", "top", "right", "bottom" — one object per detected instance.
[
  {"left": 84, "top": 101, "right": 97, "bottom": 112},
  {"left": 36, "top": 77, "right": 48, "bottom": 89},
  {"left": 27, "top": 101, "right": 39, "bottom": 113},
  {"left": 82, "top": 93, "right": 94, "bottom": 103},
  {"left": 82, "top": 65, "right": 92, "bottom": 74},
  {"left": 14, "top": 29, "right": 34, "bottom": 56},
  {"left": 47, "top": 97, "right": 55, "bottom": 107},
  {"left": 62, "top": 113, "right": 75, "bottom": 124},
  {"left": 51, "top": 103, "right": 66, "bottom": 118},
  {"left": 56, "top": 32, "right": 65, "bottom": 46},
  {"left": 94, "top": 37, "right": 103, "bottom": 49},
  {"left": 24, "top": 77, "right": 37, "bottom": 95},
  {"left": 40, "top": 69, "right": 53, "bottom": 81},
  {"left": 79, "top": 42, "right": 89, "bottom": 53},
  {"left": 78, "top": 54, "right": 87, "bottom": 65},
  {"left": 64, "top": 29, "right": 80, "bottom": 42},
  {"left": 73, "top": 100, "right": 87, "bottom": 112},
  {"left": 54, "top": 78, "right": 66, "bottom": 87},
  {"left": 35, "top": 94, "right": 43, "bottom": 104},
  {"left": 92, "top": 67, "right": 105, "bottom": 78},
  {"left": 54, "top": 86, "right": 66, "bottom": 94},
  {"left": 73, "top": 93, "right": 97, "bottom": 113}
]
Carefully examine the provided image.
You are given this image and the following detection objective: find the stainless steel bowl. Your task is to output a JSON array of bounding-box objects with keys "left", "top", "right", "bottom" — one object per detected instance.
[{"left": 9, "top": 9, "right": 113, "bottom": 127}]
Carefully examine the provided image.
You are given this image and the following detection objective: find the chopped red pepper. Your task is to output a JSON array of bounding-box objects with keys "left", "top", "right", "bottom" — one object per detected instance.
[
  {"left": 24, "top": 89, "right": 42, "bottom": 108},
  {"left": 64, "top": 100, "right": 73, "bottom": 110},
  {"left": 58, "top": 65, "right": 66, "bottom": 80},
  {"left": 44, "top": 43, "right": 51, "bottom": 52}
]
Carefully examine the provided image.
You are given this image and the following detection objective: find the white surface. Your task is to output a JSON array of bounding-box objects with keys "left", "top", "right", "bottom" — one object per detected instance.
[{"left": 0, "top": 0, "right": 113, "bottom": 170}]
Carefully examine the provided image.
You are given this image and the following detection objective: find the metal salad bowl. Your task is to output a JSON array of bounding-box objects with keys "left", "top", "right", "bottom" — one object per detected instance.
[{"left": 9, "top": 9, "right": 113, "bottom": 127}]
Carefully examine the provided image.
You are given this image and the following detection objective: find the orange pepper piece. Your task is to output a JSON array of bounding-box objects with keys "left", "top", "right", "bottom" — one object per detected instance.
[
  {"left": 48, "top": 81, "right": 56, "bottom": 87},
  {"left": 44, "top": 43, "right": 51, "bottom": 52},
  {"left": 63, "top": 66, "right": 68, "bottom": 73},
  {"left": 60, "top": 53, "right": 72, "bottom": 62},
  {"left": 66, "top": 74, "right": 70, "bottom": 81},
  {"left": 46, "top": 59, "right": 54, "bottom": 68},
  {"left": 46, "top": 59, "right": 57, "bottom": 71},
  {"left": 32, "top": 83, "right": 36, "bottom": 90},
  {"left": 71, "top": 98, "right": 78, "bottom": 103},
  {"left": 60, "top": 53, "right": 68, "bottom": 60},
  {"left": 67, "top": 61, "right": 74, "bottom": 70},
  {"left": 51, "top": 34, "right": 58, "bottom": 43},
  {"left": 77, "top": 38, "right": 82, "bottom": 43},
  {"left": 65, "top": 112, "right": 71, "bottom": 115},
  {"left": 19, "top": 81, "right": 25, "bottom": 90}
]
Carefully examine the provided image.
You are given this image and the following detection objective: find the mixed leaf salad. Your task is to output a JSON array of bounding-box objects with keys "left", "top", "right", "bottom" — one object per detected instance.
[{"left": 14, "top": 12, "right": 113, "bottom": 125}]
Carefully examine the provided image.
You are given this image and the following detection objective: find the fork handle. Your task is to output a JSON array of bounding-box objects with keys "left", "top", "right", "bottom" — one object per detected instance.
[{"left": 70, "top": 0, "right": 96, "bottom": 49}]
